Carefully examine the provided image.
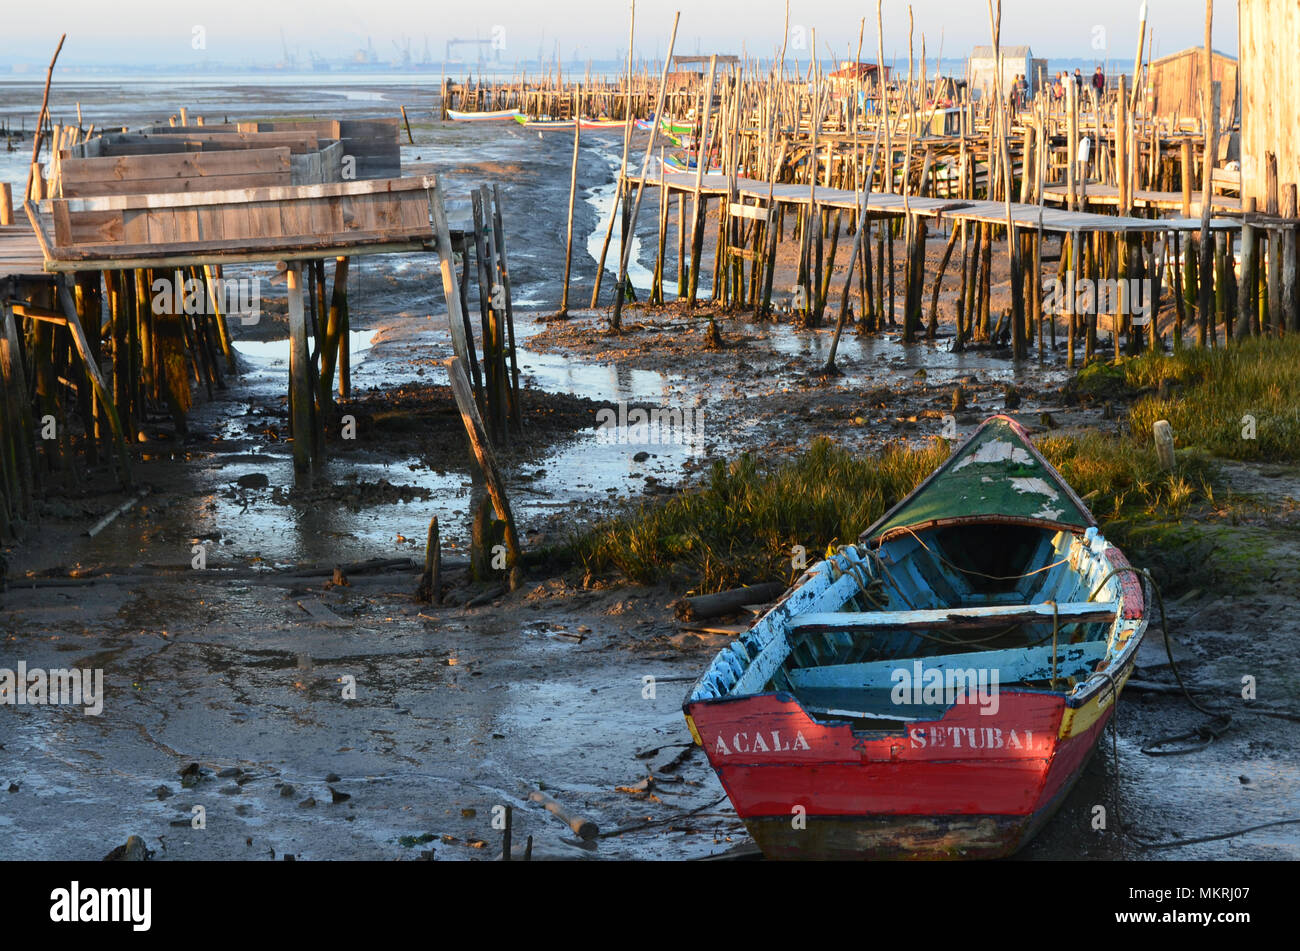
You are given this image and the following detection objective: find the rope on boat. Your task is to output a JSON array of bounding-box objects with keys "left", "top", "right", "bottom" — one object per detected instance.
[
  {"left": 898, "top": 525, "right": 1070, "bottom": 582},
  {"left": 1087, "top": 565, "right": 1231, "bottom": 755}
]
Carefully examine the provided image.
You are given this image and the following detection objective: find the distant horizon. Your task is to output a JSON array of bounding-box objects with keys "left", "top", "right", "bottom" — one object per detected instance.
[{"left": 1, "top": 0, "right": 1239, "bottom": 70}]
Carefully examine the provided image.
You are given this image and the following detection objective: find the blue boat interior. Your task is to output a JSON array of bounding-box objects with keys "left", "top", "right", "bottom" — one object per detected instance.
[{"left": 690, "top": 523, "right": 1128, "bottom": 726}]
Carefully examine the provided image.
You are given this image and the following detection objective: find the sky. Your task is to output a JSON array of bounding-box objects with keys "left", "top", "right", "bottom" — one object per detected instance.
[{"left": 0, "top": 0, "right": 1240, "bottom": 68}]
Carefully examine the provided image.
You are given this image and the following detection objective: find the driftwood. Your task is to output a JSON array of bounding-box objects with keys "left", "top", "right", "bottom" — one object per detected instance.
[
  {"left": 674, "top": 582, "right": 785, "bottom": 621},
  {"left": 526, "top": 789, "right": 599, "bottom": 840},
  {"left": 85, "top": 488, "right": 150, "bottom": 537}
]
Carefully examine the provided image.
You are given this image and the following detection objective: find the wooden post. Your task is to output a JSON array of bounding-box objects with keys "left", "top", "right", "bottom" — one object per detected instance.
[
  {"left": 428, "top": 178, "right": 475, "bottom": 371},
  {"left": 0, "top": 183, "right": 12, "bottom": 226},
  {"left": 1237, "top": 198, "right": 1258, "bottom": 339},
  {"left": 416, "top": 515, "right": 441, "bottom": 604},
  {"left": 611, "top": 11, "right": 681, "bottom": 330},
  {"left": 1196, "top": 4, "right": 1219, "bottom": 346},
  {"left": 1153, "top": 419, "right": 1175, "bottom": 471},
  {"left": 558, "top": 92, "right": 581, "bottom": 317},
  {"left": 286, "top": 263, "right": 313, "bottom": 479},
  {"left": 688, "top": 55, "right": 720, "bottom": 306},
  {"left": 490, "top": 184, "right": 522, "bottom": 430},
  {"left": 320, "top": 256, "right": 350, "bottom": 407},
  {"left": 1283, "top": 185, "right": 1299, "bottom": 333}
]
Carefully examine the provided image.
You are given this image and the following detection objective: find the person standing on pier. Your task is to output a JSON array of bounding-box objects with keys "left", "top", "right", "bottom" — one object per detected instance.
[{"left": 1092, "top": 65, "right": 1106, "bottom": 97}]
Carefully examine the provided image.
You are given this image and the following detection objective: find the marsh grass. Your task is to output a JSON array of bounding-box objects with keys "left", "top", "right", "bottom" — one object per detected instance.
[
  {"left": 574, "top": 439, "right": 948, "bottom": 591},
  {"left": 570, "top": 340, "right": 1300, "bottom": 594},
  {"left": 1124, "top": 336, "right": 1300, "bottom": 461}
]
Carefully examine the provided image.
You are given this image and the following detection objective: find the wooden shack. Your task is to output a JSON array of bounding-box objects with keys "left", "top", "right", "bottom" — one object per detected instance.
[
  {"left": 1239, "top": 0, "right": 1300, "bottom": 206},
  {"left": 827, "top": 61, "right": 890, "bottom": 95},
  {"left": 967, "top": 45, "right": 1035, "bottom": 100},
  {"left": 1149, "top": 47, "right": 1239, "bottom": 125}
]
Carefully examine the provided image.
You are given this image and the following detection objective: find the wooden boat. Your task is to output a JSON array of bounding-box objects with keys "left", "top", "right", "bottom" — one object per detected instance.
[
  {"left": 636, "top": 116, "right": 695, "bottom": 135},
  {"left": 446, "top": 108, "right": 523, "bottom": 122},
  {"left": 661, "top": 152, "right": 719, "bottom": 173},
  {"left": 513, "top": 115, "right": 630, "bottom": 131},
  {"left": 682, "top": 416, "right": 1149, "bottom": 859}
]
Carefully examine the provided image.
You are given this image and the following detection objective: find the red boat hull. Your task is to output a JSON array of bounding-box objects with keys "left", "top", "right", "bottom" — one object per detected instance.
[{"left": 685, "top": 688, "right": 1114, "bottom": 859}]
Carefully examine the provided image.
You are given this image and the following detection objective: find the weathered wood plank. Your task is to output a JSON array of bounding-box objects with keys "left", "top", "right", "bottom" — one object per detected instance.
[{"left": 787, "top": 601, "right": 1119, "bottom": 632}]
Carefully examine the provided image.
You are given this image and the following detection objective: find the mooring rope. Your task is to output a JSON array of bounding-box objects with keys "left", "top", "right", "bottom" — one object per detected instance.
[
  {"left": 899, "top": 525, "right": 1070, "bottom": 582},
  {"left": 1084, "top": 565, "right": 1300, "bottom": 851}
]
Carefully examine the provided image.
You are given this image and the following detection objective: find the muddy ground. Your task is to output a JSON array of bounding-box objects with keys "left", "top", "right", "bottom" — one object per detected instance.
[{"left": 3, "top": 88, "right": 1298, "bottom": 860}]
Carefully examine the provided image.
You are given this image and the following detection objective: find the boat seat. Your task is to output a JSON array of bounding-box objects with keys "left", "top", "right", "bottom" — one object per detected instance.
[
  {"left": 786, "top": 600, "right": 1119, "bottom": 633},
  {"left": 789, "top": 640, "right": 1111, "bottom": 720},
  {"left": 789, "top": 640, "right": 1110, "bottom": 689}
]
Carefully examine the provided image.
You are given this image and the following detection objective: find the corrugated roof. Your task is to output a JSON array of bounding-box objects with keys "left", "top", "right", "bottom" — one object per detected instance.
[{"left": 969, "top": 45, "right": 1032, "bottom": 59}]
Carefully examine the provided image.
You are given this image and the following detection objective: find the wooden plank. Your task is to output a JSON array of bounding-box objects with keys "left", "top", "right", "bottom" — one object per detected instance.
[
  {"left": 63, "top": 170, "right": 290, "bottom": 198},
  {"left": 787, "top": 600, "right": 1120, "bottom": 632},
  {"left": 40, "top": 239, "right": 435, "bottom": 272},
  {"left": 47, "top": 228, "right": 436, "bottom": 261},
  {"left": 101, "top": 131, "right": 321, "bottom": 154},
  {"left": 53, "top": 175, "right": 435, "bottom": 213},
  {"left": 788, "top": 640, "right": 1110, "bottom": 690},
  {"left": 728, "top": 201, "right": 769, "bottom": 220},
  {"left": 62, "top": 147, "right": 291, "bottom": 186},
  {"left": 120, "top": 209, "right": 149, "bottom": 245}
]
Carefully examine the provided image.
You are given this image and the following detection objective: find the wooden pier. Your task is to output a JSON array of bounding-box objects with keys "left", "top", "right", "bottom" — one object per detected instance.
[{"left": 1, "top": 110, "right": 525, "bottom": 569}]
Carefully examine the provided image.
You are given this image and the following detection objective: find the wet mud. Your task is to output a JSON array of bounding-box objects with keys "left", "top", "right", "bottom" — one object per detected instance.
[{"left": 2, "top": 81, "right": 1297, "bottom": 861}]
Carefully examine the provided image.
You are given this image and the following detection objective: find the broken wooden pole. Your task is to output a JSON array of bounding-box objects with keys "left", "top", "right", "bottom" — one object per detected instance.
[
  {"left": 416, "top": 514, "right": 441, "bottom": 604},
  {"left": 445, "top": 355, "right": 522, "bottom": 590},
  {"left": 526, "top": 789, "right": 599, "bottom": 840}
]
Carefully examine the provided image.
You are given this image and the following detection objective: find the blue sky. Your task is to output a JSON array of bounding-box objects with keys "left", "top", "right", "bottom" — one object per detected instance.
[{"left": 2, "top": 0, "right": 1240, "bottom": 67}]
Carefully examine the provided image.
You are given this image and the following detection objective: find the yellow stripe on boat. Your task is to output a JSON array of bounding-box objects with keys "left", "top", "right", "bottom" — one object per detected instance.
[{"left": 1058, "top": 665, "right": 1133, "bottom": 738}]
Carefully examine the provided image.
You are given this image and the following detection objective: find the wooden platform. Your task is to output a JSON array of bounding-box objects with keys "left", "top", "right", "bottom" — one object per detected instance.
[
  {"left": 640, "top": 168, "right": 1241, "bottom": 235},
  {"left": 0, "top": 225, "right": 47, "bottom": 279},
  {"left": 1041, "top": 182, "right": 1242, "bottom": 215}
]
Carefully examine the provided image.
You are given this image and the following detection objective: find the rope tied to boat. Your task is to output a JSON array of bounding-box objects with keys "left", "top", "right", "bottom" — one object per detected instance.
[
  {"left": 1086, "top": 564, "right": 1231, "bottom": 754},
  {"left": 898, "top": 525, "right": 1071, "bottom": 582}
]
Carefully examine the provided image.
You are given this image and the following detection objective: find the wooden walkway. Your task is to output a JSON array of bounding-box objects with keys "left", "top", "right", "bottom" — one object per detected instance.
[
  {"left": 0, "top": 225, "right": 47, "bottom": 279},
  {"left": 1041, "top": 182, "right": 1242, "bottom": 215},
  {"left": 640, "top": 169, "right": 1241, "bottom": 235}
]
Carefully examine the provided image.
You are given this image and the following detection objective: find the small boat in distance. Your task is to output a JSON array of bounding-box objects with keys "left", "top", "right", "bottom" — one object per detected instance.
[
  {"left": 446, "top": 108, "right": 524, "bottom": 122},
  {"left": 513, "top": 115, "right": 631, "bottom": 131},
  {"left": 683, "top": 416, "right": 1149, "bottom": 860},
  {"left": 661, "top": 152, "right": 720, "bottom": 174},
  {"left": 636, "top": 116, "right": 695, "bottom": 135}
]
